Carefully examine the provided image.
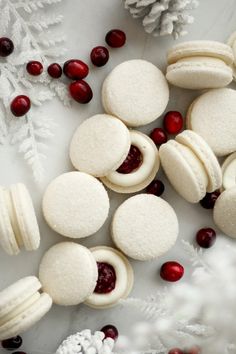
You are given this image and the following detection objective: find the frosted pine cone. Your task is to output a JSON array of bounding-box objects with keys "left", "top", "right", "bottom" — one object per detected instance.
[{"left": 124, "top": 0, "right": 199, "bottom": 39}]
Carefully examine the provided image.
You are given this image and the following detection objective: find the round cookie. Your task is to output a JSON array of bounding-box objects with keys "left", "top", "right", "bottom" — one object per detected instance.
[
  {"left": 85, "top": 246, "right": 134, "bottom": 309},
  {"left": 176, "top": 130, "right": 222, "bottom": 193},
  {"left": 102, "top": 60, "right": 169, "bottom": 127},
  {"left": 42, "top": 172, "right": 109, "bottom": 239},
  {"left": 70, "top": 114, "right": 130, "bottom": 177},
  {"left": 227, "top": 31, "right": 236, "bottom": 80},
  {"left": 112, "top": 194, "right": 179, "bottom": 261},
  {"left": 159, "top": 140, "right": 208, "bottom": 203},
  {"left": 186, "top": 88, "right": 236, "bottom": 156},
  {"left": 221, "top": 152, "right": 236, "bottom": 190},
  {"left": 101, "top": 131, "right": 160, "bottom": 194},
  {"left": 213, "top": 188, "right": 236, "bottom": 238},
  {"left": 39, "top": 242, "right": 98, "bottom": 306},
  {"left": 166, "top": 41, "right": 233, "bottom": 89}
]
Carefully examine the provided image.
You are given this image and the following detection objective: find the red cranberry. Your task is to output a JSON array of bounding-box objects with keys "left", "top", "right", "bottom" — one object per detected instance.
[
  {"left": 69, "top": 80, "right": 93, "bottom": 104},
  {"left": 163, "top": 111, "right": 184, "bottom": 134},
  {"left": 200, "top": 191, "right": 220, "bottom": 209},
  {"left": 105, "top": 29, "right": 126, "bottom": 48},
  {"left": 11, "top": 95, "right": 31, "bottom": 117},
  {"left": 168, "top": 349, "right": 184, "bottom": 354},
  {"left": 90, "top": 46, "right": 109, "bottom": 67},
  {"left": 63, "top": 59, "right": 89, "bottom": 80},
  {"left": 95, "top": 262, "right": 116, "bottom": 294},
  {"left": 0, "top": 37, "right": 14, "bottom": 57},
  {"left": 117, "top": 145, "right": 142, "bottom": 174},
  {"left": 150, "top": 127, "right": 167, "bottom": 145},
  {"left": 196, "top": 227, "right": 216, "bottom": 248},
  {"left": 146, "top": 179, "right": 165, "bottom": 196},
  {"left": 26, "top": 61, "right": 43, "bottom": 76},
  {"left": 1, "top": 336, "right": 22, "bottom": 350},
  {"left": 160, "top": 261, "right": 184, "bottom": 282},
  {"left": 47, "top": 63, "right": 62, "bottom": 78},
  {"left": 101, "top": 325, "right": 119, "bottom": 340}
]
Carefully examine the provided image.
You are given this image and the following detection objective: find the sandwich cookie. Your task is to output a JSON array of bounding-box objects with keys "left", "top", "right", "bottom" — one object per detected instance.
[
  {"left": 102, "top": 59, "right": 169, "bottom": 127},
  {"left": 70, "top": 114, "right": 130, "bottom": 177},
  {"left": 221, "top": 152, "right": 236, "bottom": 190},
  {"left": 39, "top": 242, "right": 98, "bottom": 306},
  {"left": 187, "top": 88, "right": 236, "bottom": 156},
  {"left": 0, "top": 276, "right": 52, "bottom": 340},
  {"left": 42, "top": 172, "right": 109, "bottom": 239},
  {"left": 85, "top": 246, "right": 134, "bottom": 309},
  {"left": 0, "top": 183, "right": 40, "bottom": 255},
  {"left": 101, "top": 131, "right": 160, "bottom": 194},
  {"left": 176, "top": 130, "right": 222, "bottom": 193},
  {"left": 112, "top": 194, "right": 179, "bottom": 261},
  {"left": 227, "top": 31, "right": 236, "bottom": 80},
  {"left": 213, "top": 188, "right": 236, "bottom": 238},
  {"left": 166, "top": 40, "right": 234, "bottom": 89}
]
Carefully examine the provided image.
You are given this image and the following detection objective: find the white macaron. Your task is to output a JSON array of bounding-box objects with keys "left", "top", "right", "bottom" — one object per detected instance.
[
  {"left": 213, "top": 188, "right": 236, "bottom": 238},
  {"left": 85, "top": 246, "right": 134, "bottom": 309},
  {"left": 160, "top": 140, "right": 208, "bottom": 203},
  {"left": 0, "top": 276, "right": 52, "bottom": 340},
  {"left": 187, "top": 88, "right": 236, "bottom": 156},
  {"left": 42, "top": 172, "right": 109, "bottom": 239},
  {"left": 112, "top": 194, "right": 179, "bottom": 261},
  {"left": 176, "top": 130, "right": 222, "bottom": 193},
  {"left": 166, "top": 40, "right": 234, "bottom": 89},
  {"left": 227, "top": 31, "right": 236, "bottom": 80},
  {"left": 102, "top": 60, "right": 169, "bottom": 127},
  {"left": 0, "top": 183, "right": 40, "bottom": 255},
  {"left": 221, "top": 152, "right": 236, "bottom": 190},
  {"left": 39, "top": 242, "right": 98, "bottom": 306},
  {"left": 101, "top": 131, "right": 160, "bottom": 194},
  {"left": 69, "top": 114, "right": 131, "bottom": 177}
]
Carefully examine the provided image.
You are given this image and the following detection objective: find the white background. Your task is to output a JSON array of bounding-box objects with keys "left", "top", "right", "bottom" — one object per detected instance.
[{"left": 0, "top": 0, "right": 236, "bottom": 352}]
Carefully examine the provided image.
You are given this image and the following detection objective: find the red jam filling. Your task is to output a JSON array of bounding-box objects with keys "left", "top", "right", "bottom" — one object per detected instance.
[
  {"left": 117, "top": 145, "right": 142, "bottom": 174},
  {"left": 95, "top": 262, "right": 116, "bottom": 294}
]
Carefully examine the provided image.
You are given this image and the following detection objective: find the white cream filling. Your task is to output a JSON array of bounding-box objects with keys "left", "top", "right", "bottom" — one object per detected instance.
[
  {"left": 4, "top": 190, "right": 23, "bottom": 247},
  {"left": 178, "top": 56, "right": 229, "bottom": 68},
  {"left": 106, "top": 131, "right": 156, "bottom": 187},
  {"left": 223, "top": 159, "right": 236, "bottom": 190},
  {"left": 86, "top": 248, "right": 130, "bottom": 307}
]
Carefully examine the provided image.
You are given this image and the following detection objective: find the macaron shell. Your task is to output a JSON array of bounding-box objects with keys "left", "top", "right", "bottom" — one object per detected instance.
[
  {"left": 39, "top": 242, "right": 98, "bottom": 306},
  {"left": 85, "top": 246, "right": 134, "bottom": 309},
  {"left": 176, "top": 130, "right": 222, "bottom": 192},
  {"left": 10, "top": 184, "right": 40, "bottom": 251},
  {"left": 0, "top": 187, "right": 19, "bottom": 255},
  {"left": 213, "top": 188, "right": 236, "bottom": 238},
  {"left": 101, "top": 132, "right": 160, "bottom": 194},
  {"left": 102, "top": 60, "right": 169, "bottom": 127},
  {"left": 227, "top": 31, "right": 236, "bottom": 80},
  {"left": 69, "top": 114, "right": 131, "bottom": 177},
  {"left": 112, "top": 194, "right": 179, "bottom": 261},
  {"left": 42, "top": 172, "right": 109, "bottom": 239},
  {"left": 186, "top": 88, "right": 236, "bottom": 156},
  {"left": 0, "top": 292, "right": 52, "bottom": 340},
  {"left": 221, "top": 152, "right": 236, "bottom": 190},
  {"left": 167, "top": 40, "right": 234, "bottom": 65},
  {"left": 159, "top": 140, "right": 208, "bottom": 203}
]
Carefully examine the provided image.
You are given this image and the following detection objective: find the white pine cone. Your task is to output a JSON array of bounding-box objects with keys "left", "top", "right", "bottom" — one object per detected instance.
[{"left": 124, "top": 0, "right": 199, "bottom": 39}]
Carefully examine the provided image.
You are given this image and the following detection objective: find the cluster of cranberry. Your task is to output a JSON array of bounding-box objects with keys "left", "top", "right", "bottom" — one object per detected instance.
[{"left": 0, "top": 29, "right": 126, "bottom": 117}]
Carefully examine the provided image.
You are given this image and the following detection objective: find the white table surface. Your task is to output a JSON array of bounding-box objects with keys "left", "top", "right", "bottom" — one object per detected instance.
[{"left": 1, "top": 0, "right": 236, "bottom": 352}]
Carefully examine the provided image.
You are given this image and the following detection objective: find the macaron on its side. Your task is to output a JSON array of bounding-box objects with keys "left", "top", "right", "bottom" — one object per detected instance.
[
  {"left": 159, "top": 140, "right": 208, "bottom": 203},
  {"left": 102, "top": 59, "right": 169, "bottom": 127},
  {"left": 69, "top": 114, "right": 131, "bottom": 177},
  {"left": 85, "top": 246, "right": 134, "bottom": 309},
  {"left": 10, "top": 184, "right": 40, "bottom": 251},
  {"left": 176, "top": 130, "right": 222, "bottom": 192},
  {"left": 101, "top": 131, "right": 160, "bottom": 194},
  {"left": 112, "top": 194, "right": 179, "bottom": 261},
  {"left": 39, "top": 242, "right": 98, "bottom": 306},
  {"left": 186, "top": 88, "right": 236, "bottom": 156},
  {"left": 221, "top": 152, "right": 236, "bottom": 190},
  {"left": 227, "top": 31, "right": 236, "bottom": 80},
  {"left": 213, "top": 188, "right": 236, "bottom": 238},
  {"left": 42, "top": 172, "right": 109, "bottom": 239},
  {"left": 0, "top": 187, "right": 19, "bottom": 255},
  {"left": 0, "top": 276, "right": 52, "bottom": 340}
]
